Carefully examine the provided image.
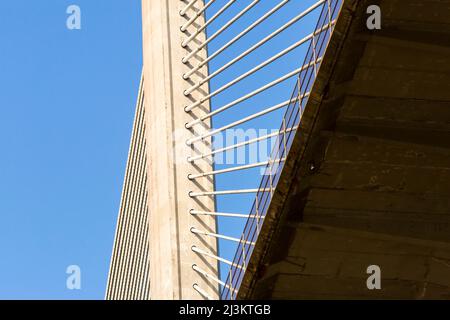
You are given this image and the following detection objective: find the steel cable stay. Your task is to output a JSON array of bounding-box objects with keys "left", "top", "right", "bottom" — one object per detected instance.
[
  {"left": 186, "top": 93, "right": 310, "bottom": 145},
  {"left": 180, "top": 0, "right": 344, "bottom": 300},
  {"left": 220, "top": 0, "right": 343, "bottom": 299},
  {"left": 183, "top": 0, "right": 290, "bottom": 80},
  {"left": 182, "top": 0, "right": 325, "bottom": 74},
  {"left": 185, "top": 63, "right": 317, "bottom": 128},
  {"left": 181, "top": 0, "right": 236, "bottom": 38},
  {"left": 179, "top": 0, "right": 199, "bottom": 17},
  {"left": 189, "top": 188, "right": 271, "bottom": 197},
  {"left": 190, "top": 209, "right": 264, "bottom": 219},
  {"left": 192, "top": 245, "right": 244, "bottom": 269},
  {"left": 180, "top": 0, "right": 219, "bottom": 32},
  {"left": 187, "top": 125, "right": 299, "bottom": 163},
  {"left": 192, "top": 264, "right": 238, "bottom": 293},
  {"left": 191, "top": 227, "right": 256, "bottom": 245},
  {"left": 184, "top": 22, "right": 333, "bottom": 99},
  {"left": 193, "top": 283, "right": 213, "bottom": 300},
  {"left": 182, "top": 0, "right": 260, "bottom": 49},
  {"left": 188, "top": 158, "right": 286, "bottom": 180}
]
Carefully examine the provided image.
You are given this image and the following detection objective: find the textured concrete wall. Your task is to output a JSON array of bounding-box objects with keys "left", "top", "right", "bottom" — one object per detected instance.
[
  {"left": 254, "top": 224, "right": 450, "bottom": 299},
  {"left": 141, "top": 0, "right": 218, "bottom": 299},
  {"left": 106, "top": 75, "right": 151, "bottom": 300}
]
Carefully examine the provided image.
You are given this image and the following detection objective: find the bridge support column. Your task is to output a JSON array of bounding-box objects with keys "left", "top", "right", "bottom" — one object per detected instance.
[{"left": 142, "top": 0, "right": 218, "bottom": 300}]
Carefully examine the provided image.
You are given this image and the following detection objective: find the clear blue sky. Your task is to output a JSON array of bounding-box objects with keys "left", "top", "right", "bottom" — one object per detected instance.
[
  {"left": 0, "top": 1, "right": 142, "bottom": 299},
  {"left": 0, "top": 0, "right": 320, "bottom": 299}
]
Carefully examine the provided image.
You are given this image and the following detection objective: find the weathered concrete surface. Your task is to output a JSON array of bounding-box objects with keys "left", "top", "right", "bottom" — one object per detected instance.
[
  {"left": 142, "top": 0, "right": 218, "bottom": 299},
  {"left": 254, "top": 224, "right": 450, "bottom": 299},
  {"left": 239, "top": 0, "right": 450, "bottom": 299}
]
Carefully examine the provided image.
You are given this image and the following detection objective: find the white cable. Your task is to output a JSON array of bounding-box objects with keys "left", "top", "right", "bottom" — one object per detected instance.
[
  {"left": 180, "top": 0, "right": 199, "bottom": 16},
  {"left": 193, "top": 283, "right": 213, "bottom": 300},
  {"left": 180, "top": 0, "right": 218, "bottom": 32},
  {"left": 185, "top": 64, "right": 315, "bottom": 125},
  {"left": 183, "top": 0, "right": 290, "bottom": 79},
  {"left": 189, "top": 189, "right": 270, "bottom": 197},
  {"left": 182, "top": 0, "right": 259, "bottom": 49},
  {"left": 191, "top": 228, "right": 256, "bottom": 245},
  {"left": 190, "top": 209, "right": 261, "bottom": 219},
  {"left": 183, "top": 0, "right": 325, "bottom": 82},
  {"left": 188, "top": 158, "right": 285, "bottom": 179},
  {"left": 187, "top": 126, "right": 298, "bottom": 162},
  {"left": 184, "top": 22, "right": 333, "bottom": 97},
  {"left": 192, "top": 246, "right": 243, "bottom": 269}
]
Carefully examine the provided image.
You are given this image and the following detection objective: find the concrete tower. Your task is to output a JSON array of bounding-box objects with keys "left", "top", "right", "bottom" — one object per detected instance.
[{"left": 107, "top": 0, "right": 219, "bottom": 300}]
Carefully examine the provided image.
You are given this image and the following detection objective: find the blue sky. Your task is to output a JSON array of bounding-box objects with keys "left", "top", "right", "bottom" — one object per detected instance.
[
  {"left": 0, "top": 1, "right": 142, "bottom": 299},
  {"left": 0, "top": 0, "right": 322, "bottom": 299}
]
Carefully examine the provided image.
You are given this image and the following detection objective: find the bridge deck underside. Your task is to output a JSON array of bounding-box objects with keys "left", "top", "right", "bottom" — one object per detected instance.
[{"left": 238, "top": 0, "right": 450, "bottom": 299}]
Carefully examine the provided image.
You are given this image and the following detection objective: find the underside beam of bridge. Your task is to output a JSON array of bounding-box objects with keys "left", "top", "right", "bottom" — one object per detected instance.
[{"left": 238, "top": 0, "right": 450, "bottom": 299}]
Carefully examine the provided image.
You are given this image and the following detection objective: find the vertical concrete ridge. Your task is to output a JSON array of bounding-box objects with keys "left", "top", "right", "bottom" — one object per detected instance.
[{"left": 107, "top": 73, "right": 151, "bottom": 300}]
